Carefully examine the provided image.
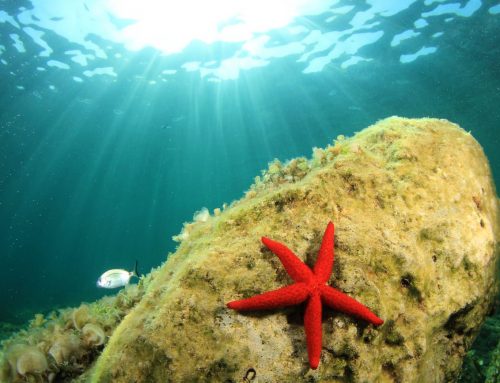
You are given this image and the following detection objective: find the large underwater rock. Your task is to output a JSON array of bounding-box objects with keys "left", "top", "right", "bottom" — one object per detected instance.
[{"left": 90, "top": 117, "right": 498, "bottom": 383}]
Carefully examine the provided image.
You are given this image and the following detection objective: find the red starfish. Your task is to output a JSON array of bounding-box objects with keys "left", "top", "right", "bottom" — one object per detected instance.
[{"left": 227, "top": 222, "right": 383, "bottom": 369}]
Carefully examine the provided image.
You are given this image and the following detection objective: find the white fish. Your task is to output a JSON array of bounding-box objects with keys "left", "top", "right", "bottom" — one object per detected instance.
[{"left": 97, "top": 261, "right": 139, "bottom": 289}]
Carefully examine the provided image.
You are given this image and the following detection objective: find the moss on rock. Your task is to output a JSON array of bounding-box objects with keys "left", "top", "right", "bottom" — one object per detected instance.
[
  {"left": 0, "top": 269, "right": 158, "bottom": 382},
  {"left": 1, "top": 117, "right": 498, "bottom": 382},
  {"left": 89, "top": 117, "right": 498, "bottom": 382}
]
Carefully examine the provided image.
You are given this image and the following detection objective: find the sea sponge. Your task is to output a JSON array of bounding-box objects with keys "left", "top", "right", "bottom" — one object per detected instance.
[
  {"left": 72, "top": 305, "right": 90, "bottom": 330},
  {"left": 16, "top": 346, "right": 48, "bottom": 376},
  {"left": 48, "top": 333, "right": 81, "bottom": 365},
  {"left": 82, "top": 323, "right": 106, "bottom": 347}
]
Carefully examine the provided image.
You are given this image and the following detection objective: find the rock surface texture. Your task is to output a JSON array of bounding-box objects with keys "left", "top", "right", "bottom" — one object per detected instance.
[{"left": 90, "top": 117, "right": 499, "bottom": 383}]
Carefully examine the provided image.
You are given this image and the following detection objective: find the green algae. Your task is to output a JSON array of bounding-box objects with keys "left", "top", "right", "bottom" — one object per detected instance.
[
  {"left": 1, "top": 117, "right": 498, "bottom": 383},
  {"left": 90, "top": 117, "right": 497, "bottom": 382},
  {"left": 0, "top": 269, "right": 159, "bottom": 382}
]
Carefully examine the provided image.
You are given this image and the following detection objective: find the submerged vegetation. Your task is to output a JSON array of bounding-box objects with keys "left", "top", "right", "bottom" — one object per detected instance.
[
  {"left": 0, "top": 133, "right": 357, "bottom": 383},
  {"left": 88, "top": 118, "right": 498, "bottom": 382},
  {"left": 0, "top": 269, "right": 159, "bottom": 382},
  {"left": 0, "top": 118, "right": 497, "bottom": 382}
]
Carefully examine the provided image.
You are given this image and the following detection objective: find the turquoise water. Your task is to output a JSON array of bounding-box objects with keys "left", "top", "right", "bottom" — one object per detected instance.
[{"left": 0, "top": 0, "right": 499, "bottom": 334}]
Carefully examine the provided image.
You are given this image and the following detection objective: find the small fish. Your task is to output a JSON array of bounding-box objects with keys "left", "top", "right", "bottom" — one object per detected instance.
[{"left": 97, "top": 261, "right": 140, "bottom": 289}]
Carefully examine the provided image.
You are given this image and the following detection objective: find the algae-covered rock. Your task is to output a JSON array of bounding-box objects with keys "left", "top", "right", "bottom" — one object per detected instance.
[
  {"left": 85, "top": 117, "right": 499, "bottom": 383},
  {"left": 0, "top": 280, "right": 151, "bottom": 382},
  {"left": 87, "top": 117, "right": 499, "bottom": 383}
]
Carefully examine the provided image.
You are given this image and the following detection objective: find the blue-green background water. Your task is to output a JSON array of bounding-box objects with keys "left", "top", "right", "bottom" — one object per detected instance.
[{"left": 0, "top": 0, "right": 499, "bottom": 332}]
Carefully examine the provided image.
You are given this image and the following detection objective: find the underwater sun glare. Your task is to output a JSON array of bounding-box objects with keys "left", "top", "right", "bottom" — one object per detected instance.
[
  {"left": 1, "top": 0, "right": 500, "bottom": 380},
  {"left": 104, "top": 0, "right": 331, "bottom": 53}
]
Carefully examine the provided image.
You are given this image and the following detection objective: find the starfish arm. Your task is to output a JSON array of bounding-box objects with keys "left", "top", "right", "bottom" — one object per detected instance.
[
  {"left": 261, "top": 237, "right": 313, "bottom": 283},
  {"left": 320, "top": 285, "right": 384, "bottom": 326},
  {"left": 313, "top": 221, "right": 335, "bottom": 283},
  {"left": 227, "top": 282, "right": 309, "bottom": 311},
  {"left": 304, "top": 292, "right": 322, "bottom": 369}
]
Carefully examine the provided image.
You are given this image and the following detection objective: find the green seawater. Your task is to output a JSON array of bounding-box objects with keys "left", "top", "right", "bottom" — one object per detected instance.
[{"left": 0, "top": 0, "right": 498, "bottom": 380}]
